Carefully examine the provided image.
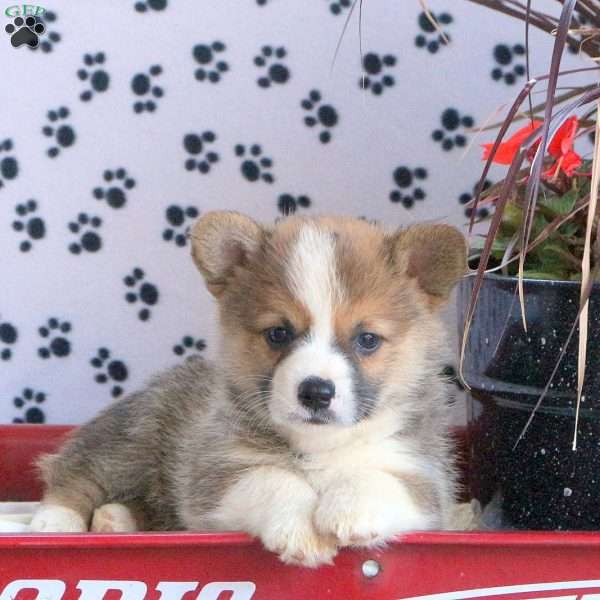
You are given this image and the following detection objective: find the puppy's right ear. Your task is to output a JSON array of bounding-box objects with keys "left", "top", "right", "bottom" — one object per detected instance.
[{"left": 190, "top": 211, "right": 263, "bottom": 298}]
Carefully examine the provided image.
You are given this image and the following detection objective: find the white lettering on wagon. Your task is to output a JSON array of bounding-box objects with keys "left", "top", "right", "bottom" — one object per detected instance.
[{"left": 0, "top": 579, "right": 256, "bottom": 600}]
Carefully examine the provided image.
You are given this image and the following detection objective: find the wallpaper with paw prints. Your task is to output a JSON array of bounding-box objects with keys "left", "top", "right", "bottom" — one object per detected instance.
[{"left": 0, "top": 1, "right": 590, "bottom": 424}]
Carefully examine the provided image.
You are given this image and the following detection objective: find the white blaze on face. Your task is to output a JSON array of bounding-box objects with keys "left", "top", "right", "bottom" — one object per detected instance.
[{"left": 270, "top": 225, "right": 355, "bottom": 426}]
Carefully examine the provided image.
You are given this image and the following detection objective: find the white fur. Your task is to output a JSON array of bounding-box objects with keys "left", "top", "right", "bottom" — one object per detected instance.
[
  {"left": 271, "top": 225, "right": 355, "bottom": 427},
  {"left": 91, "top": 503, "right": 138, "bottom": 533},
  {"left": 30, "top": 504, "right": 87, "bottom": 532},
  {"left": 207, "top": 466, "right": 337, "bottom": 568}
]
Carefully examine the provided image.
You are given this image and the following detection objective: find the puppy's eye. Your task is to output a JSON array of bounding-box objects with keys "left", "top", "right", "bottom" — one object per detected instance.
[
  {"left": 355, "top": 332, "right": 381, "bottom": 354},
  {"left": 265, "top": 326, "right": 294, "bottom": 349}
]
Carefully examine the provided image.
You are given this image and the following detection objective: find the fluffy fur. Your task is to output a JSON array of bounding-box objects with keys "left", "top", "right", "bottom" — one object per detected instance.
[{"left": 31, "top": 212, "right": 467, "bottom": 567}]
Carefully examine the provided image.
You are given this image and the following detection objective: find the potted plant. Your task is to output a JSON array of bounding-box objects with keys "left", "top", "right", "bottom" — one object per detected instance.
[{"left": 457, "top": 0, "right": 600, "bottom": 529}]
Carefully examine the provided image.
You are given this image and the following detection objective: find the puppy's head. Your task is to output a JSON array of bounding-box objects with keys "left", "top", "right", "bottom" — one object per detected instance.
[{"left": 190, "top": 211, "right": 466, "bottom": 440}]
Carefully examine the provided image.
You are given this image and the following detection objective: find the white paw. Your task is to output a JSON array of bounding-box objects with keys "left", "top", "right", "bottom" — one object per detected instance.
[
  {"left": 314, "top": 477, "right": 432, "bottom": 548},
  {"left": 91, "top": 503, "right": 138, "bottom": 533},
  {"left": 260, "top": 517, "right": 337, "bottom": 568},
  {"left": 30, "top": 504, "right": 87, "bottom": 532}
]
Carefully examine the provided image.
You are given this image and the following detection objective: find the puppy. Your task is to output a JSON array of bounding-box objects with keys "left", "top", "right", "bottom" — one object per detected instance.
[{"left": 30, "top": 212, "right": 467, "bottom": 567}]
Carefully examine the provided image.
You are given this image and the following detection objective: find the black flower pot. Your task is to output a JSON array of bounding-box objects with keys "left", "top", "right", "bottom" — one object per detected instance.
[{"left": 458, "top": 273, "right": 600, "bottom": 530}]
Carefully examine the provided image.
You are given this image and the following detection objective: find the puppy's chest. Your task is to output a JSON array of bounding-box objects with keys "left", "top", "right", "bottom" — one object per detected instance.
[{"left": 296, "top": 438, "right": 423, "bottom": 488}]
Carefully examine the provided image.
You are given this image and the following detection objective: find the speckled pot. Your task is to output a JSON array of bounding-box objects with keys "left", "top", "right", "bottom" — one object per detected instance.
[{"left": 458, "top": 273, "right": 600, "bottom": 530}]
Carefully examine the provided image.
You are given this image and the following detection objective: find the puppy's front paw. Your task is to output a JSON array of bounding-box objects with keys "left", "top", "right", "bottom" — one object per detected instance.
[
  {"left": 91, "top": 503, "right": 138, "bottom": 533},
  {"left": 30, "top": 504, "right": 87, "bottom": 532},
  {"left": 260, "top": 518, "right": 337, "bottom": 568},
  {"left": 314, "top": 476, "right": 433, "bottom": 548}
]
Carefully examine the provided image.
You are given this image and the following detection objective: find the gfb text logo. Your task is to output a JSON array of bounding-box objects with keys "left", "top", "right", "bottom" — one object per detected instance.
[
  {"left": 4, "top": 4, "right": 46, "bottom": 48},
  {"left": 0, "top": 579, "right": 256, "bottom": 600}
]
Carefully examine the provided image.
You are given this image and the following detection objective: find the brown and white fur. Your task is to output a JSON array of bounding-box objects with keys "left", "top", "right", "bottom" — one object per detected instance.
[{"left": 30, "top": 211, "right": 467, "bottom": 567}]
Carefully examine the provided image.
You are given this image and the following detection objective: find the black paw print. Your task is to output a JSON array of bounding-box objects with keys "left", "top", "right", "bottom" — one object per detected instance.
[
  {"left": 491, "top": 44, "right": 525, "bottom": 85},
  {"left": 459, "top": 179, "right": 492, "bottom": 220},
  {"left": 77, "top": 52, "right": 110, "bottom": 101},
  {"left": 235, "top": 144, "right": 274, "bottom": 183},
  {"left": 432, "top": 108, "right": 474, "bottom": 151},
  {"left": 5, "top": 15, "right": 45, "bottom": 48},
  {"left": 124, "top": 268, "right": 159, "bottom": 322},
  {"left": 39, "top": 10, "right": 60, "bottom": 52},
  {"left": 255, "top": 45, "right": 290, "bottom": 88},
  {"left": 278, "top": 194, "right": 311, "bottom": 215},
  {"left": 38, "top": 318, "right": 71, "bottom": 359},
  {"left": 0, "top": 138, "right": 18, "bottom": 190},
  {"left": 13, "top": 388, "right": 46, "bottom": 424},
  {"left": 389, "top": 166, "right": 428, "bottom": 209},
  {"left": 301, "top": 90, "right": 339, "bottom": 144},
  {"left": 12, "top": 200, "right": 45, "bottom": 252},
  {"left": 415, "top": 11, "right": 453, "bottom": 53},
  {"left": 68, "top": 213, "right": 102, "bottom": 254},
  {"left": 359, "top": 52, "right": 396, "bottom": 96},
  {"left": 0, "top": 317, "right": 18, "bottom": 361},
  {"left": 134, "top": 0, "right": 167, "bottom": 12},
  {"left": 93, "top": 168, "right": 136, "bottom": 209},
  {"left": 193, "top": 41, "right": 228, "bottom": 82},
  {"left": 91, "top": 348, "right": 128, "bottom": 398},
  {"left": 183, "top": 132, "right": 219, "bottom": 173},
  {"left": 326, "top": 0, "right": 352, "bottom": 15},
  {"left": 173, "top": 336, "right": 206, "bottom": 357},
  {"left": 42, "top": 106, "right": 75, "bottom": 158},
  {"left": 163, "top": 205, "right": 199, "bottom": 246},
  {"left": 131, "top": 65, "right": 163, "bottom": 113}
]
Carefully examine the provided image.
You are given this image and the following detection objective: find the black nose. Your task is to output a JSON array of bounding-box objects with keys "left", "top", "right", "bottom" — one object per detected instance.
[{"left": 298, "top": 377, "right": 335, "bottom": 411}]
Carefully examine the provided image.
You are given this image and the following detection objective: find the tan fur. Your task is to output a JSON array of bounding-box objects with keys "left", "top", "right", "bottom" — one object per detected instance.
[{"left": 32, "top": 211, "right": 468, "bottom": 566}]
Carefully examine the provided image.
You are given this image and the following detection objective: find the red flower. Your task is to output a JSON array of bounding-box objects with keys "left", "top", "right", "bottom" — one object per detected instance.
[
  {"left": 481, "top": 116, "right": 583, "bottom": 178},
  {"left": 481, "top": 121, "right": 542, "bottom": 165}
]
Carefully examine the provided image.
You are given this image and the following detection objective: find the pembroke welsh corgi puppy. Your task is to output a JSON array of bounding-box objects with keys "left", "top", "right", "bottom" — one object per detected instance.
[{"left": 31, "top": 211, "right": 467, "bottom": 567}]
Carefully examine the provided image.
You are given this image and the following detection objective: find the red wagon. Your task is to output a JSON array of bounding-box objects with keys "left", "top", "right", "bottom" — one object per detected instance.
[{"left": 2, "top": 424, "right": 600, "bottom": 600}]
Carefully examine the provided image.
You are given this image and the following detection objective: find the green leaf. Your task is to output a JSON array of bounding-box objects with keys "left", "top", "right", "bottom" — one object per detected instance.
[
  {"left": 501, "top": 202, "right": 523, "bottom": 232},
  {"left": 522, "top": 270, "right": 567, "bottom": 280},
  {"left": 539, "top": 189, "right": 578, "bottom": 216},
  {"left": 559, "top": 222, "right": 579, "bottom": 237}
]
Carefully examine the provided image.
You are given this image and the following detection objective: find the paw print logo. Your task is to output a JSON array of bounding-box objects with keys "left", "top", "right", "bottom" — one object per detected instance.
[
  {"left": 91, "top": 348, "right": 128, "bottom": 398},
  {"left": 0, "top": 317, "right": 18, "bottom": 361},
  {"left": 193, "top": 41, "right": 228, "bottom": 83},
  {"left": 13, "top": 388, "right": 46, "bottom": 424},
  {"left": 0, "top": 139, "right": 18, "bottom": 190},
  {"left": 389, "top": 166, "right": 428, "bottom": 209},
  {"left": 301, "top": 90, "right": 339, "bottom": 144},
  {"left": 235, "top": 144, "right": 274, "bottom": 183},
  {"left": 93, "top": 168, "right": 136, "bottom": 209},
  {"left": 68, "top": 213, "right": 103, "bottom": 254},
  {"left": 5, "top": 15, "right": 45, "bottom": 48},
  {"left": 131, "top": 65, "right": 163, "bottom": 113},
  {"left": 183, "top": 132, "right": 219, "bottom": 173},
  {"left": 77, "top": 52, "right": 110, "bottom": 101},
  {"left": 12, "top": 200, "right": 45, "bottom": 252},
  {"left": 415, "top": 10, "right": 453, "bottom": 54},
  {"left": 255, "top": 45, "right": 290, "bottom": 88},
  {"left": 42, "top": 107, "right": 76, "bottom": 158},
  {"left": 432, "top": 108, "right": 474, "bottom": 151},
  {"left": 173, "top": 336, "right": 206, "bottom": 357},
  {"left": 124, "top": 268, "right": 159, "bottom": 322},
  {"left": 163, "top": 205, "right": 199, "bottom": 247},
  {"left": 38, "top": 318, "right": 72, "bottom": 359},
  {"left": 39, "top": 10, "right": 60, "bottom": 52},
  {"left": 491, "top": 44, "right": 525, "bottom": 85},
  {"left": 359, "top": 52, "right": 396, "bottom": 96},
  {"left": 278, "top": 193, "right": 311, "bottom": 215},
  {"left": 326, "top": 0, "right": 352, "bottom": 15},
  {"left": 134, "top": 0, "right": 167, "bottom": 12},
  {"left": 459, "top": 179, "right": 492, "bottom": 220}
]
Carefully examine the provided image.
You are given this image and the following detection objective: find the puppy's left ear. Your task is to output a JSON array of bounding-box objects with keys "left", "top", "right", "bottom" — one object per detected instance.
[
  {"left": 393, "top": 224, "right": 467, "bottom": 306},
  {"left": 189, "top": 211, "right": 263, "bottom": 298}
]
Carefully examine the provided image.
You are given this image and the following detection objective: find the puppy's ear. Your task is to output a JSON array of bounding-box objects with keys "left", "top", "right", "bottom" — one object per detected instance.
[
  {"left": 190, "top": 211, "right": 263, "bottom": 297},
  {"left": 393, "top": 224, "right": 467, "bottom": 306}
]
